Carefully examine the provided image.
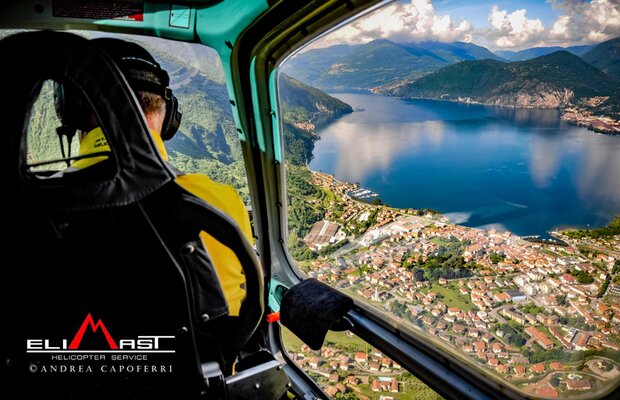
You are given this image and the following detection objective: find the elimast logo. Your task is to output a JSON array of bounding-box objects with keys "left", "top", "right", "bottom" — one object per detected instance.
[{"left": 26, "top": 313, "right": 174, "bottom": 354}]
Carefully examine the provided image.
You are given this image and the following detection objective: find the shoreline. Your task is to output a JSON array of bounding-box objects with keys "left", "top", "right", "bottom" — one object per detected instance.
[
  {"left": 308, "top": 168, "right": 613, "bottom": 243},
  {"left": 366, "top": 91, "right": 620, "bottom": 135}
]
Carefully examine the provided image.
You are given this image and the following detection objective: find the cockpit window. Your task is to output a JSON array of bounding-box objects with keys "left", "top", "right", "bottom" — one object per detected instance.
[
  {"left": 278, "top": 1, "right": 620, "bottom": 398},
  {"left": 14, "top": 29, "right": 249, "bottom": 203},
  {"left": 27, "top": 79, "right": 82, "bottom": 172}
]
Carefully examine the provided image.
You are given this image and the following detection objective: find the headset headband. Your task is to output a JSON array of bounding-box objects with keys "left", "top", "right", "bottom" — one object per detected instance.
[{"left": 120, "top": 56, "right": 169, "bottom": 98}]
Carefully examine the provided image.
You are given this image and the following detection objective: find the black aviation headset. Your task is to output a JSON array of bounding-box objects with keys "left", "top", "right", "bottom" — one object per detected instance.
[{"left": 54, "top": 37, "right": 182, "bottom": 142}]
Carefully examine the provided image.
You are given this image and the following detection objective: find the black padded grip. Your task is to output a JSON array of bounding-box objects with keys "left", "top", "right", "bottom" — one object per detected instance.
[{"left": 280, "top": 278, "right": 353, "bottom": 350}]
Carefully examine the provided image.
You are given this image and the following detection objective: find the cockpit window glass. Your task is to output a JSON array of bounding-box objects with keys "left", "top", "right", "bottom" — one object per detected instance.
[
  {"left": 283, "top": 326, "right": 443, "bottom": 399},
  {"left": 27, "top": 79, "right": 83, "bottom": 173},
  {"left": 278, "top": 1, "right": 620, "bottom": 398}
]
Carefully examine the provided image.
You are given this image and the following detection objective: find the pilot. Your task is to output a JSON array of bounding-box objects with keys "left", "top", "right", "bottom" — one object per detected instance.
[{"left": 54, "top": 38, "right": 252, "bottom": 321}]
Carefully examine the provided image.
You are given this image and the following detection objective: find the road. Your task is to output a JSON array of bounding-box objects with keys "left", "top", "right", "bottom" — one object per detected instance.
[{"left": 489, "top": 304, "right": 509, "bottom": 324}]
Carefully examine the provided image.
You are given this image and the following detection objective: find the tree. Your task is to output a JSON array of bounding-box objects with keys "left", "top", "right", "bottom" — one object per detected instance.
[
  {"left": 287, "top": 230, "right": 317, "bottom": 261},
  {"left": 598, "top": 274, "right": 611, "bottom": 298},
  {"left": 557, "top": 294, "right": 567, "bottom": 306},
  {"left": 498, "top": 323, "right": 526, "bottom": 346},
  {"left": 571, "top": 269, "right": 594, "bottom": 284},
  {"left": 318, "top": 239, "right": 349, "bottom": 256},
  {"left": 489, "top": 252, "right": 506, "bottom": 264},
  {"left": 612, "top": 260, "right": 620, "bottom": 275}
]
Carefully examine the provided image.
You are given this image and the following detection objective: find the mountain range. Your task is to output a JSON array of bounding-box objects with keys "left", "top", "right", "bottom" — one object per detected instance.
[
  {"left": 283, "top": 39, "right": 503, "bottom": 90},
  {"left": 23, "top": 29, "right": 620, "bottom": 202},
  {"left": 284, "top": 37, "right": 620, "bottom": 97},
  {"left": 387, "top": 51, "right": 619, "bottom": 110},
  {"left": 283, "top": 35, "right": 620, "bottom": 127},
  {"left": 495, "top": 44, "right": 594, "bottom": 61}
]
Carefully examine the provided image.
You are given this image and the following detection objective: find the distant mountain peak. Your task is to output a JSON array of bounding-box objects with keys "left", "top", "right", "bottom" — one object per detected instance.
[
  {"left": 368, "top": 37, "right": 394, "bottom": 45},
  {"left": 526, "top": 50, "right": 579, "bottom": 62},
  {"left": 494, "top": 43, "right": 598, "bottom": 61}
]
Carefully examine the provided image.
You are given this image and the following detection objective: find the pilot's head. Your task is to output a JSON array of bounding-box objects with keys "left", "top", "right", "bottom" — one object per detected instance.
[{"left": 54, "top": 37, "right": 182, "bottom": 140}]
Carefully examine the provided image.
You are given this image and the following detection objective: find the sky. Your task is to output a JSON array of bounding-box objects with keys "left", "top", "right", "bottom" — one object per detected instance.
[{"left": 313, "top": 0, "right": 620, "bottom": 51}]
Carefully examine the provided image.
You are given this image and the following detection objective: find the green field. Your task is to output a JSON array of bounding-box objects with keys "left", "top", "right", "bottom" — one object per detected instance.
[
  {"left": 356, "top": 380, "right": 443, "bottom": 400},
  {"left": 281, "top": 327, "right": 370, "bottom": 354},
  {"left": 421, "top": 283, "right": 474, "bottom": 312},
  {"left": 281, "top": 326, "right": 305, "bottom": 352},
  {"left": 429, "top": 237, "right": 457, "bottom": 246},
  {"left": 318, "top": 186, "right": 339, "bottom": 205},
  {"left": 540, "top": 249, "right": 562, "bottom": 258}
]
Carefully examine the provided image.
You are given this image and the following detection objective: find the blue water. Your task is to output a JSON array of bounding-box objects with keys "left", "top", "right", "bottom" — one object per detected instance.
[{"left": 309, "top": 93, "right": 620, "bottom": 237}]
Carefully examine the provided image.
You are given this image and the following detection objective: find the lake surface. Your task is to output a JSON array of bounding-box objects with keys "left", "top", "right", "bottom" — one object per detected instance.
[{"left": 309, "top": 93, "right": 620, "bottom": 237}]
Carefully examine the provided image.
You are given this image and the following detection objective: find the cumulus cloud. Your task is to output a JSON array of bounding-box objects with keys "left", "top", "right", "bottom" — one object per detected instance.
[
  {"left": 486, "top": 6, "right": 545, "bottom": 48},
  {"left": 307, "top": 0, "right": 620, "bottom": 51},
  {"left": 548, "top": 0, "right": 620, "bottom": 45},
  {"left": 313, "top": 0, "right": 474, "bottom": 47},
  {"left": 482, "top": 0, "right": 620, "bottom": 49}
]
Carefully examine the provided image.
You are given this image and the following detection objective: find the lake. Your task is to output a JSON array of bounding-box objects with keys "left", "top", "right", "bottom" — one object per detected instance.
[{"left": 309, "top": 92, "right": 620, "bottom": 237}]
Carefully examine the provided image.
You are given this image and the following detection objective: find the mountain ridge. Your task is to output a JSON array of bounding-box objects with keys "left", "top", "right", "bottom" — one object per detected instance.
[
  {"left": 495, "top": 44, "right": 595, "bottom": 61},
  {"left": 283, "top": 38, "right": 505, "bottom": 90},
  {"left": 583, "top": 36, "right": 620, "bottom": 81},
  {"left": 387, "top": 51, "right": 619, "bottom": 110},
  {"left": 278, "top": 73, "right": 353, "bottom": 165}
]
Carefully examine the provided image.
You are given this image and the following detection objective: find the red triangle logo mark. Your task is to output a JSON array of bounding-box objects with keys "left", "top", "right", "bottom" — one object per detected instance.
[{"left": 68, "top": 313, "right": 118, "bottom": 350}]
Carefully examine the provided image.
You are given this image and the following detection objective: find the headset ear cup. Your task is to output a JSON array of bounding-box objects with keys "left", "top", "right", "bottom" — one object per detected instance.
[
  {"left": 161, "top": 93, "right": 182, "bottom": 141},
  {"left": 53, "top": 82, "right": 66, "bottom": 122}
]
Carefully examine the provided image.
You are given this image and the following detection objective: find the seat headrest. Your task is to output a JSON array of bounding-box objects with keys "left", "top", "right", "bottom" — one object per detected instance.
[{"left": 0, "top": 30, "right": 175, "bottom": 214}]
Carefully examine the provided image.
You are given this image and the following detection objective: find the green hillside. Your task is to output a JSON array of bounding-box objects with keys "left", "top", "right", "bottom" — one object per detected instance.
[
  {"left": 392, "top": 51, "right": 619, "bottom": 109},
  {"left": 313, "top": 39, "right": 447, "bottom": 89},
  {"left": 278, "top": 74, "right": 353, "bottom": 165},
  {"left": 87, "top": 32, "right": 226, "bottom": 84},
  {"left": 279, "top": 73, "right": 352, "bottom": 124},
  {"left": 583, "top": 36, "right": 620, "bottom": 81},
  {"left": 284, "top": 39, "right": 505, "bottom": 90},
  {"left": 281, "top": 44, "right": 356, "bottom": 88},
  {"left": 171, "top": 73, "right": 238, "bottom": 164}
]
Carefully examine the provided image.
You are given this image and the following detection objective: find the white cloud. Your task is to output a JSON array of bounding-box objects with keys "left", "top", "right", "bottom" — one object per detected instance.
[
  {"left": 479, "top": 0, "right": 620, "bottom": 49},
  {"left": 313, "top": 0, "right": 473, "bottom": 48},
  {"left": 486, "top": 6, "right": 545, "bottom": 48},
  {"left": 547, "top": 0, "right": 620, "bottom": 46},
  {"left": 306, "top": 0, "right": 620, "bottom": 51},
  {"left": 550, "top": 15, "right": 571, "bottom": 37}
]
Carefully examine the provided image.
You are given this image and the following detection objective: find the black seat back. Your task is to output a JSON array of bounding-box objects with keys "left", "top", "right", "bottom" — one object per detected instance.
[{"left": 0, "top": 31, "right": 203, "bottom": 398}]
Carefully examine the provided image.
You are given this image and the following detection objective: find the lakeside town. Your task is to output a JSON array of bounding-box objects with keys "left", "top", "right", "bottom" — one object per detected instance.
[
  {"left": 286, "top": 170, "right": 620, "bottom": 399},
  {"left": 562, "top": 103, "right": 620, "bottom": 135}
]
